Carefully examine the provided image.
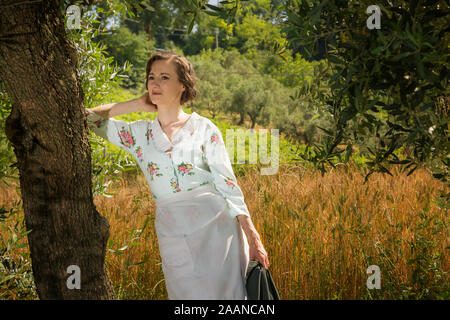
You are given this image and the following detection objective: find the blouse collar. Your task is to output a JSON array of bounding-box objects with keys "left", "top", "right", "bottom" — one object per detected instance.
[{"left": 150, "top": 111, "right": 199, "bottom": 152}]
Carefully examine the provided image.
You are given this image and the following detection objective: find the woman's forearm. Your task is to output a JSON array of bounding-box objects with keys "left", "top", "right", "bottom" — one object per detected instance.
[
  {"left": 237, "top": 214, "right": 261, "bottom": 244},
  {"left": 238, "top": 214, "right": 270, "bottom": 269},
  {"left": 90, "top": 98, "right": 144, "bottom": 118}
]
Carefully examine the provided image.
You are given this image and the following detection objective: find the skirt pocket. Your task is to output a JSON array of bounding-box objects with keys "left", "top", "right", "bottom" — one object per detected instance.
[{"left": 158, "top": 235, "right": 195, "bottom": 280}]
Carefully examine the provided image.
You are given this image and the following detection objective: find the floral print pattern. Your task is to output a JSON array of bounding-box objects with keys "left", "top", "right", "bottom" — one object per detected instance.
[
  {"left": 177, "top": 162, "right": 194, "bottom": 176},
  {"left": 118, "top": 127, "right": 136, "bottom": 148},
  {"left": 85, "top": 109, "right": 105, "bottom": 128},
  {"left": 224, "top": 177, "right": 236, "bottom": 189},
  {"left": 165, "top": 146, "right": 173, "bottom": 159},
  {"left": 93, "top": 118, "right": 106, "bottom": 128},
  {"left": 145, "top": 128, "right": 153, "bottom": 144},
  {"left": 210, "top": 133, "right": 222, "bottom": 144},
  {"left": 135, "top": 146, "right": 143, "bottom": 162},
  {"left": 85, "top": 107, "right": 251, "bottom": 218},
  {"left": 170, "top": 177, "right": 181, "bottom": 193},
  {"left": 147, "top": 161, "right": 163, "bottom": 180}
]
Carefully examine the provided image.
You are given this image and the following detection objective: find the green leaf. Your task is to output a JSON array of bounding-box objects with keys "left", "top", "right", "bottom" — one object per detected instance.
[
  {"left": 127, "top": 261, "right": 147, "bottom": 268},
  {"left": 339, "top": 105, "right": 357, "bottom": 124},
  {"left": 327, "top": 54, "right": 343, "bottom": 65},
  {"left": 407, "top": 165, "right": 418, "bottom": 176},
  {"left": 204, "top": 10, "right": 220, "bottom": 16},
  {"left": 205, "top": 4, "right": 220, "bottom": 11},
  {"left": 378, "top": 164, "right": 393, "bottom": 176},
  {"left": 309, "top": 1, "right": 327, "bottom": 25},
  {"left": 316, "top": 126, "right": 333, "bottom": 136},
  {"left": 128, "top": 242, "right": 141, "bottom": 247},
  {"left": 187, "top": 15, "right": 196, "bottom": 34},
  {"left": 415, "top": 54, "right": 425, "bottom": 78},
  {"left": 388, "top": 159, "right": 411, "bottom": 165},
  {"left": 406, "top": 27, "right": 419, "bottom": 48},
  {"left": 345, "top": 143, "right": 353, "bottom": 162},
  {"left": 392, "top": 51, "right": 416, "bottom": 60},
  {"left": 227, "top": 6, "right": 237, "bottom": 24},
  {"left": 363, "top": 113, "right": 377, "bottom": 123},
  {"left": 371, "top": 46, "right": 384, "bottom": 55}
]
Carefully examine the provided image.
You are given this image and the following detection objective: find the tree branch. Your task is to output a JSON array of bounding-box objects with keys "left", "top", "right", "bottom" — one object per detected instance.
[{"left": 0, "top": 0, "right": 43, "bottom": 9}]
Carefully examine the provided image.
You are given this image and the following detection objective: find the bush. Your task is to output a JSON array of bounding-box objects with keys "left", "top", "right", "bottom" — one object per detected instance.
[{"left": 0, "top": 200, "right": 37, "bottom": 300}]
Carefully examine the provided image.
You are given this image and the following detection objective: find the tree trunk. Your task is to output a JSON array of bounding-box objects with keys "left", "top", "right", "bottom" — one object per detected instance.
[
  {"left": 0, "top": 0, "right": 115, "bottom": 299},
  {"left": 144, "top": 22, "right": 152, "bottom": 43},
  {"left": 247, "top": 112, "right": 256, "bottom": 129},
  {"left": 238, "top": 112, "right": 245, "bottom": 125}
]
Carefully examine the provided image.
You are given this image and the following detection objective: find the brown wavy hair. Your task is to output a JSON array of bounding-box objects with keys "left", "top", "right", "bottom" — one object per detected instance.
[{"left": 145, "top": 52, "right": 199, "bottom": 106}]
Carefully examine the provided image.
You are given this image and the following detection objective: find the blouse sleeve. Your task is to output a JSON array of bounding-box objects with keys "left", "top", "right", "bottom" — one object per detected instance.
[
  {"left": 84, "top": 108, "right": 143, "bottom": 153},
  {"left": 203, "top": 123, "right": 251, "bottom": 219}
]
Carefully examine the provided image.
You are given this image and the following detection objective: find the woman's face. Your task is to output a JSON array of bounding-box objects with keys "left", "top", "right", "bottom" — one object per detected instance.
[{"left": 147, "top": 59, "right": 185, "bottom": 109}]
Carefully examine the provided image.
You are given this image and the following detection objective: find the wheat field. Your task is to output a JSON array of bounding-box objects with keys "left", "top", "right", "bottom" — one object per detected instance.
[{"left": 1, "top": 161, "right": 448, "bottom": 299}]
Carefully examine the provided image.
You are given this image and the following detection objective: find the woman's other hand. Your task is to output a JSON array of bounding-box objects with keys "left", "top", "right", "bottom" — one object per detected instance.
[
  {"left": 237, "top": 214, "right": 270, "bottom": 270},
  {"left": 139, "top": 92, "right": 158, "bottom": 112},
  {"left": 249, "top": 237, "right": 270, "bottom": 270}
]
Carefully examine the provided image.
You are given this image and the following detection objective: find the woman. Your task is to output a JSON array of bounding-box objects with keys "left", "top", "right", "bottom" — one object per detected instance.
[{"left": 85, "top": 52, "right": 269, "bottom": 300}]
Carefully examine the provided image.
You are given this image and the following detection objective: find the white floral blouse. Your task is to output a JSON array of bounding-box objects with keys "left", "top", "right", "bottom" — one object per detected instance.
[{"left": 84, "top": 108, "right": 251, "bottom": 218}]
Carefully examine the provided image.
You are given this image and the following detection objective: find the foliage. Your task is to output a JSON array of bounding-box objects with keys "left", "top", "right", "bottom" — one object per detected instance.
[
  {"left": 233, "top": 11, "right": 288, "bottom": 53},
  {"left": 364, "top": 208, "right": 449, "bottom": 300},
  {"left": 270, "top": 50, "right": 315, "bottom": 88},
  {"left": 278, "top": 0, "right": 449, "bottom": 194},
  {"left": 186, "top": 47, "right": 330, "bottom": 146},
  {"left": 186, "top": 51, "right": 224, "bottom": 114},
  {"left": 0, "top": 91, "right": 17, "bottom": 185},
  {"left": 96, "top": 25, "right": 153, "bottom": 89},
  {"left": 64, "top": 7, "right": 149, "bottom": 196},
  {"left": 66, "top": 10, "right": 131, "bottom": 109},
  {"left": 0, "top": 201, "right": 37, "bottom": 300}
]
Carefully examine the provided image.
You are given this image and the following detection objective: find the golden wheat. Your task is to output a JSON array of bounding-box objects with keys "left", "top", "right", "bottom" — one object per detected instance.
[{"left": 1, "top": 162, "right": 448, "bottom": 299}]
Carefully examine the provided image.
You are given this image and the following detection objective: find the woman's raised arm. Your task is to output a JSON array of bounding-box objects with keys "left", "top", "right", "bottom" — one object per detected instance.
[
  {"left": 84, "top": 93, "right": 156, "bottom": 152},
  {"left": 90, "top": 92, "right": 157, "bottom": 118}
]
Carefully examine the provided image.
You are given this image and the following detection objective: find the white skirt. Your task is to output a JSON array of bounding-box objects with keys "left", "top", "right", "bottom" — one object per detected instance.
[{"left": 154, "top": 184, "right": 250, "bottom": 300}]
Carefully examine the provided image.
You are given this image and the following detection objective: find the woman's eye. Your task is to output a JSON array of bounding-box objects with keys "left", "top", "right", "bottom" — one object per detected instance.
[{"left": 148, "top": 76, "right": 169, "bottom": 80}]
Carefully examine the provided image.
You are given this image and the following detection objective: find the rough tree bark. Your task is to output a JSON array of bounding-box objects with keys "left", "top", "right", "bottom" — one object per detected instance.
[{"left": 0, "top": 0, "right": 115, "bottom": 299}]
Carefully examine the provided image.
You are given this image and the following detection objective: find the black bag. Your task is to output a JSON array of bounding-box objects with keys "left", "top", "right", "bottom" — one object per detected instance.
[{"left": 245, "top": 260, "right": 280, "bottom": 300}]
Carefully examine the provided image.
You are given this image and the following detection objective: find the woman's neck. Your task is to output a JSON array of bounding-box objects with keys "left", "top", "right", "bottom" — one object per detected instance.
[{"left": 157, "top": 107, "right": 190, "bottom": 128}]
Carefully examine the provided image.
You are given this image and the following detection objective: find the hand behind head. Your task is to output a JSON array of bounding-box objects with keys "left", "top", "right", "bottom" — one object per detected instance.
[{"left": 140, "top": 92, "right": 158, "bottom": 112}]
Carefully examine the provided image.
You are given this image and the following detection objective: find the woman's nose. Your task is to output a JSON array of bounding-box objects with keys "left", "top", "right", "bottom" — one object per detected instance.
[{"left": 149, "top": 78, "right": 160, "bottom": 85}]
